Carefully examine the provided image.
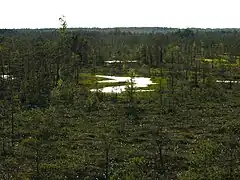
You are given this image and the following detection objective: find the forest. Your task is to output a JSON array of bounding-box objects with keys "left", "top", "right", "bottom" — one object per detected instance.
[{"left": 0, "top": 17, "right": 240, "bottom": 179}]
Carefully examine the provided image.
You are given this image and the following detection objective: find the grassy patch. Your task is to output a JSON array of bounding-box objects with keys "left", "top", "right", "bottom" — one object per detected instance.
[
  {"left": 151, "top": 77, "right": 168, "bottom": 84},
  {"left": 80, "top": 73, "right": 106, "bottom": 87}
]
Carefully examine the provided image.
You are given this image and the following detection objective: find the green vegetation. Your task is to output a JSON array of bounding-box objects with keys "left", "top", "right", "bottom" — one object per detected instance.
[{"left": 0, "top": 18, "right": 240, "bottom": 179}]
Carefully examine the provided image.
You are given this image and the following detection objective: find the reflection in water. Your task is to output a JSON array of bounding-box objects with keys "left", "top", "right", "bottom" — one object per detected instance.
[
  {"left": 105, "top": 60, "right": 137, "bottom": 64},
  {"left": 0, "top": 75, "right": 15, "bottom": 80},
  {"left": 90, "top": 75, "right": 156, "bottom": 93},
  {"left": 216, "top": 80, "right": 240, "bottom": 83}
]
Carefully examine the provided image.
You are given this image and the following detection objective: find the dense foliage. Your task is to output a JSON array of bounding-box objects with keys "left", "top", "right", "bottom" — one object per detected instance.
[{"left": 0, "top": 20, "right": 240, "bottom": 179}]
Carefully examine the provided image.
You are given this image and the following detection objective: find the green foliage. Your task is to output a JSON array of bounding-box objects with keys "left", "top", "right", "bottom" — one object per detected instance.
[
  {"left": 57, "top": 78, "right": 63, "bottom": 87},
  {"left": 111, "top": 157, "right": 148, "bottom": 179},
  {"left": 85, "top": 92, "right": 100, "bottom": 112},
  {"left": 236, "top": 58, "right": 240, "bottom": 65},
  {"left": 125, "top": 68, "right": 136, "bottom": 103},
  {"left": 1, "top": 19, "right": 240, "bottom": 179},
  {"left": 50, "top": 82, "right": 75, "bottom": 105},
  {"left": 179, "top": 140, "right": 225, "bottom": 180}
]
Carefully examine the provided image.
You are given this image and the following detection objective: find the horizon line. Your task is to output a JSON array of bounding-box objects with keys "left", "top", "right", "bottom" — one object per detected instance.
[{"left": 1, "top": 26, "right": 240, "bottom": 30}]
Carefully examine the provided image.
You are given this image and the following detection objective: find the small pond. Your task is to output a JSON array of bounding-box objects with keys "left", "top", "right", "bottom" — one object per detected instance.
[
  {"left": 90, "top": 75, "right": 156, "bottom": 93},
  {"left": 0, "top": 75, "right": 15, "bottom": 80},
  {"left": 105, "top": 60, "right": 137, "bottom": 64},
  {"left": 216, "top": 80, "right": 240, "bottom": 84}
]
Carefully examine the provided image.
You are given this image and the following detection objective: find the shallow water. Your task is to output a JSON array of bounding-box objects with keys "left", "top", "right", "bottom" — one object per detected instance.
[
  {"left": 0, "top": 75, "right": 15, "bottom": 80},
  {"left": 105, "top": 60, "right": 137, "bottom": 64},
  {"left": 216, "top": 80, "right": 240, "bottom": 83},
  {"left": 90, "top": 75, "right": 156, "bottom": 93}
]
